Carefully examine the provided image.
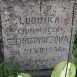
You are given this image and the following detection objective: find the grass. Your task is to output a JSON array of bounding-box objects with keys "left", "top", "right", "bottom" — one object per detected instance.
[
  {"left": 73, "top": 30, "right": 77, "bottom": 69},
  {"left": 0, "top": 62, "right": 20, "bottom": 77},
  {"left": 0, "top": 61, "right": 36, "bottom": 77}
]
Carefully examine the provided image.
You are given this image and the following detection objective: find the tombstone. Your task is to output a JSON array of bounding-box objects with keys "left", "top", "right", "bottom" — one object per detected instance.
[{"left": 0, "top": 0, "right": 77, "bottom": 76}]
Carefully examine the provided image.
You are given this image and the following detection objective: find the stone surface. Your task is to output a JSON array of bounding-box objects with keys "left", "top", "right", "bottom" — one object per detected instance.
[{"left": 0, "top": 0, "right": 76, "bottom": 70}]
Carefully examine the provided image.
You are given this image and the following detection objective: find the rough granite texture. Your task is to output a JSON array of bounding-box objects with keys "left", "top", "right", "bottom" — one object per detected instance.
[{"left": 0, "top": 0, "right": 77, "bottom": 71}]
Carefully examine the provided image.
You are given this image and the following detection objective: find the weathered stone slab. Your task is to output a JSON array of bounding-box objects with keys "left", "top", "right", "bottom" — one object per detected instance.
[{"left": 0, "top": 0, "right": 76, "bottom": 70}]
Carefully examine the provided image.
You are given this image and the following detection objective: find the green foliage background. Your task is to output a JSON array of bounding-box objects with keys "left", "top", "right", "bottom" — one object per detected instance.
[
  {"left": 0, "top": 62, "right": 21, "bottom": 77},
  {"left": 73, "top": 29, "right": 77, "bottom": 69}
]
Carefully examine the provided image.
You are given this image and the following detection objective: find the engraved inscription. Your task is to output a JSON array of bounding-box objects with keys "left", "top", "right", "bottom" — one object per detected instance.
[{"left": 1, "top": 0, "right": 75, "bottom": 70}]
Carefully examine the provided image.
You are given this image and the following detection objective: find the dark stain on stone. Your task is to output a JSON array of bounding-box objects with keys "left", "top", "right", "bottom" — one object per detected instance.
[{"left": 0, "top": 10, "right": 4, "bottom": 62}]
